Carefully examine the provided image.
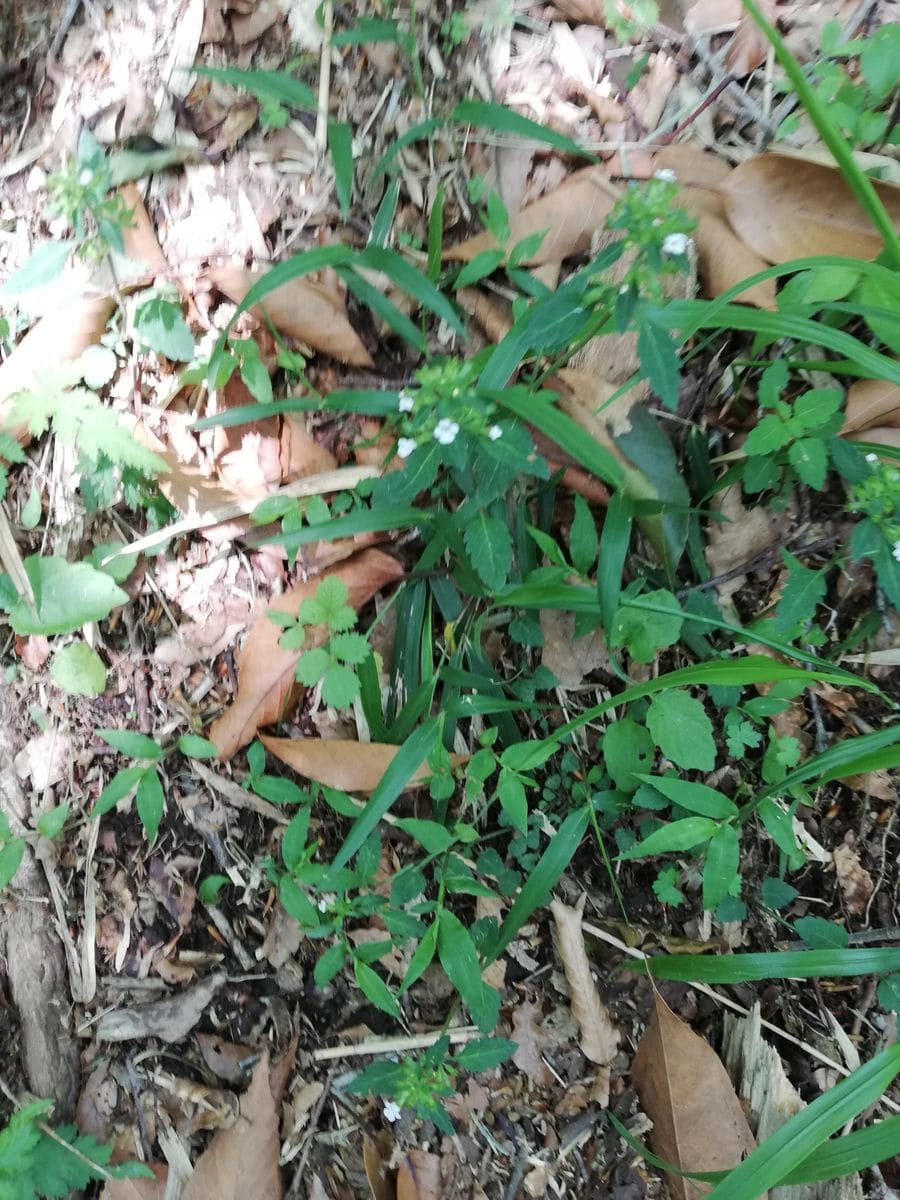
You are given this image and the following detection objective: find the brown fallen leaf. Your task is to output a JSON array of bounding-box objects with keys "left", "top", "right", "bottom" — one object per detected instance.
[
  {"left": 182, "top": 1055, "right": 282, "bottom": 1200},
  {"left": 210, "top": 550, "right": 404, "bottom": 758},
  {"left": 684, "top": 0, "right": 742, "bottom": 35},
  {"left": 540, "top": 608, "right": 609, "bottom": 689},
  {"left": 722, "top": 154, "right": 900, "bottom": 264},
  {"left": 832, "top": 841, "right": 873, "bottom": 915},
  {"left": 843, "top": 375, "right": 900, "bottom": 435},
  {"left": 196, "top": 1033, "right": 255, "bottom": 1085},
  {"left": 398, "top": 1150, "right": 443, "bottom": 1200},
  {"left": 631, "top": 993, "right": 757, "bottom": 1200},
  {"left": 511, "top": 1000, "right": 555, "bottom": 1087},
  {"left": 119, "top": 183, "right": 171, "bottom": 278},
  {"left": 444, "top": 167, "right": 621, "bottom": 265},
  {"left": 725, "top": 0, "right": 777, "bottom": 77},
  {"left": 0, "top": 296, "right": 116, "bottom": 441},
  {"left": 102, "top": 1164, "right": 169, "bottom": 1200},
  {"left": 550, "top": 897, "right": 620, "bottom": 1105},
  {"left": 261, "top": 736, "right": 437, "bottom": 793},
  {"left": 206, "top": 265, "right": 373, "bottom": 366},
  {"left": 364, "top": 1133, "right": 396, "bottom": 1200}
]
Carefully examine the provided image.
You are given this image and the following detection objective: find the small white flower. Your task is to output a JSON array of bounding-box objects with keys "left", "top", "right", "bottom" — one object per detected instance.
[
  {"left": 488, "top": 424, "right": 502, "bottom": 441},
  {"left": 654, "top": 168, "right": 677, "bottom": 183},
  {"left": 383, "top": 1101, "right": 402, "bottom": 1123},
  {"left": 398, "top": 390, "right": 414, "bottom": 413},
  {"left": 893, "top": 541, "right": 900, "bottom": 563},
  {"left": 866, "top": 453, "right": 879, "bottom": 463},
  {"left": 396, "top": 437, "right": 418, "bottom": 459},
  {"left": 78, "top": 168, "right": 94, "bottom": 187},
  {"left": 663, "top": 232, "right": 690, "bottom": 256},
  {"left": 433, "top": 418, "right": 460, "bottom": 446}
]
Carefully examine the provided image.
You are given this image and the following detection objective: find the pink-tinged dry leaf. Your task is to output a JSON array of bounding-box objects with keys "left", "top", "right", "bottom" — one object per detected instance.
[
  {"left": 445, "top": 167, "right": 621, "bottom": 265},
  {"left": 843, "top": 375, "right": 900, "bottom": 434},
  {"left": 631, "top": 993, "right": 757, "bottom": 1200},
  {"left": 182, "top": 1054, "right": 282, "bottom": 1200},
  {"left": 213, "top": 371, "right": 283, "bottom": 501},
  {"left": 210, "top": 550, "right": 404, "bottom": 759},
  {"left": 206, "top": 265, "right": 373, "bottom": 366},
  {"left": 101, "top": 1164, "right": 168, "bottom": 1200},
  {"left": 725, "top": 0, "right": 777, "bottom": 76},
  {"left": 684, "top": 0, "right": 742, "bottom": 35},
  {"left": 550, "top": 897, "right": 619, "bottom": 1104},
  {"left": 279, "top": 412, "right": 338, "bottom": 479},
  {"left": 261, "top": 735, "right": 431, "bottom": 793},
  {"left": 722, "top": 154, "right": 900, "bottom": 263},
  {"left": 0, "top": 296, "right": 116, "bottom": 440}
]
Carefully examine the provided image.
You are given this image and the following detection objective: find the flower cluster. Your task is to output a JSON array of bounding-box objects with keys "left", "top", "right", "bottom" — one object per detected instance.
[
  {"left": 599, "top": 170, "right": 696, "bottom": 303},
  {"left": 849, "top": 454, "right": 900, "bottom": 557},
  {"left": 391, "top": 358, "right": 506, "bottom": 459}
]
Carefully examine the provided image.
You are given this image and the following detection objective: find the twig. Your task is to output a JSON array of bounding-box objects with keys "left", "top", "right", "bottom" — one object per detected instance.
[
  {"left": 49, "top": 0, "right": 82, "bottom": 58},
  {"left": 315, "top": 0, "right": 333, "bottom": 155},
  {"left": 312, "top": 1026, "right": 478, "bottom": 1062}
]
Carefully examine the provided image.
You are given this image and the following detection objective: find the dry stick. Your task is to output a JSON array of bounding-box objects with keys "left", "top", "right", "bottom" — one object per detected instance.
[
  {"left": 315, "top": 0, "right": 333, "bottom": 155},
  {"left": 312, "top": 1026, "right": 479, "bottom": 1062},
  {"left": 582, "top": 920, "right": 900, "bottom": 1114}
]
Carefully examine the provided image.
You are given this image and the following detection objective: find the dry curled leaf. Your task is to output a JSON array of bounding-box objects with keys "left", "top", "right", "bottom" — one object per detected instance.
[
  {"left": 722, "top": 154, "right": 900, "bottom": 264},
  {"left": 445, "top": 167, "right": 621, "bottom": 265},
  {"left": 182, "top": 1054, "right": 282, "bottom": 1200},
  {"left": 832, "top": 842, "right": 873, "bottom": 915},
  {"left": 631, "top": 993, "right": 757, "bottom": 1200},
  {"left": 97, "top": 973, "right": 225, "bottom": 1043},
  {"left": 210, "top": 550, "right": 404, "bottom": 758},
  {"left": 725, "top": 0, "right": 776, "bottom": 77},
  {"left": 207, "top": 265, "right": 373, "bottom": 366},
  {"left": 260, "top": 735, "right": 444, "bottom": 793},
  {"left": 550, "top": 897, "right": 620, "bottom": 1104},
  {"left": 843, "top": 374, "right": 900, "bottom": 435}
]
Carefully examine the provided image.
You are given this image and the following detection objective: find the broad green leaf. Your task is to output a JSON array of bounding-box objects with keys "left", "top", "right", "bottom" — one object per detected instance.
[
  {"left": 281, "top": 808, "right": 311, "bottom": 871},
  {"left": 280, "top": 877, "right": 319, "bottom": 924},
  {"left": 456, "top": 249, "right": 505, "bottom": 288},
  {"left": 793, "top": 916, "right": 849, "bottom": 950},
  {"left": 877, "top": 974, "right": 900, "bottom": 1011},
  {"left": 394, "top": 818, "right": 453, "bottom": 855},
  {"left": 610, "top": 588, "right": 683, "bottom": 662},
  {"left": 0, "top": 838, "right": 25, "bottom": 889},
  {"left": 198, "top": 875, "right": 228, "bottom": 903},
  {"left": 321, "top": 662, "right": 360, "bottom": 708},
  {"left": 50, "top": 642, "right": 107, "bottom": 696},
  {"left": 453, "top": 1038, "right": 517, "bottom": 1072},
  {"left": 637, "top": 320, "right": 679, "bottom": 410},
  {"left": 635, "top": 775, "right": 737, "bottom": 819},
  {"left": 177, "top": 734, "right": 218, "bottom": 759},
  {"left": 354, "top": 959, "right": 401, "bottom": 1019},
  {"left": 597, "top": 489, "right": 633, "bottom": 634},
  {"left": 327, "top": 120, "right": 354, "bottom": 217},
  {"left": 619, "top": 816, "right": 719, "bottom": 859},
  {"left": 295, "top": 647, "right": 331, "bottom": 686},
  {"left": 464, "top": 512, "right": 513, "bottom": 591},
  {"left": 36, "top": 804, "right": 69, "bottom": 839},
  {"left": 314, "top": 942, "right": 347, "bottom": 986},
  {"left": 136, "top": 768, "right": 164, "bottom": 842},
  {"left": 0, "top": 239, "right": 74, "bottom": 296},
  {"left": 401, "top": 921, "right": 439, "bottom": 993},
  {"left": 702, "top": 824, "right": 740, "bottom": 911},
  {"left": 646, "top": 689, "right": 716, "bottom": 771},
  {"left": 98, "top": 729, "right": 163, "bottom": 760},
  {"left": 451, "top": 99, "right": 592, "bottom": 160},
  {"left": 744, "top": 413, "right": 789, "bottom": 456},
  {"left": 787, "top": 437, "right": 828, "bottom": 489},
  {"left": 499, "top": 741, "right": 558, "bottom": 772},
  {"left": 93, "top": 765, "right": 147, "bottom": 817},
  {"left": 135, "top": 298, "right": 194, "bottom": 361},
  {"left": 569, "top": 494, "right": 599, "bottom": 576},
  {"left": 603, "top": 720, "right": 655, "bottom": 793},
  {"left": 497, "top": 770, "right": 527, "bottom": 833},
  {"left": 631, "top": 946, "right": 900, "bottom": 982},
  {"left": 9, "top": 556, "right": 127, "bottom": 636},
  {"left": 438, "top": 910, "right": 499, "bottom": 1033}
]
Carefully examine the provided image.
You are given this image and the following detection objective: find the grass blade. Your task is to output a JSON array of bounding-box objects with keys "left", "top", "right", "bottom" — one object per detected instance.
[
  {"left": 190, "top": 65, "right": 316, "bottom": 109},
  {"left": 451, "top": 99, "right": 595, "bottom": 160},
  {"left": 327, "top": 120, "right": 354, "bottom": 217},
  {"left": 628, "top": 946, "right": 900, "bottom": 982}
]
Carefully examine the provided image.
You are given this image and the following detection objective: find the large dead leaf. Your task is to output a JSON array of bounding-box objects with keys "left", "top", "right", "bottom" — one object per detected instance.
[
  {"left": 398, "top": 1151, "right": 443, "bottom": 1200},
  {"left": 210, "top": 550, "right": 404, "bottom": 758},
  {"left": 260, "top": 735, "right": 445, "bottom": 793},
  {"left": 182, "top": 1055, "right": 281, "bottom": 1200},
  {"left": 550, "top": 897, "right": 620, "bottom": 1105},
  {"left": 206, "top": 265, "right": 373, "bottom": 366},
  {"left": 0, "top": 296, "right": 116, "bottom": 441},
  {"left": 445, "top": 167, "right": 621, "bottom": 265},
  {"left": 631, "top": 994, "right": 757, "bottom": 1200},
  {"left": 843, "top": 375, "right": 900, "bottom": 434},
  {"left": 102, "top": 1164, "right": 168, "bottom": 1200},
  {"left": 722, "top": 154, "right": 900, "bottom": 263}
]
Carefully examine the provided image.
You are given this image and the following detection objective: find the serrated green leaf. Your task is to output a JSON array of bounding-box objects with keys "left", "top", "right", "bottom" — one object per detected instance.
[
  {"left": 788, "top": 437, "right": 828, "bottom": 489},
  {"left": 744, "top": 413, "right": 789, "bottom": 456},
  {"left": 702, "top": 823, "right": 740, "bottom": 911},
  {"left": 646, "top": 689, "right": 716, "bottom": 770},
  {"left": 776, "top": 550, "right": 826, "bottom": 630},
  {"left": 295, "top": 646, "right": 331, "bottom": 686},
  {"left": 610, "top": 588, "right": 683, "bottom": 662},
  {"left": 330, "top": 631, "right": 371, "bottom": 665},
  {"left": 637, "top": 320, "right": 680, "bottom": 410},
  {"left": 321, "top": 662, "right": 360, "bottom": 708},
  {"left": 464, "top": 512, "right": 513, "bottom": 590}
]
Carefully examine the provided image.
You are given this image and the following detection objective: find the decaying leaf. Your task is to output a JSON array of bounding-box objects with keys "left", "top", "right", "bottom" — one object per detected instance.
[
  {"left": 832, "top": 842, "right": 873, "bottom": 915},
  {"left": 210, "top": 550, "right": 404, "bottom": 758},
  {"left": 540, "top": 608, "right": 609, "bottom": 689},
  {"left": 182, "top": 1055, "right": 282, "bottom": 1200},
  {"left": 97, "top": 972, "right": 225, "bottom": 1043},
  {"left": 101, "top": 1164, "right": 169, "bottom": 1200},
  {"left": 445, "top": 167, "right": 621, "bottom": 265},
  {"left": 364, "top": 1133, "right": 396, "bottom": 1200},
  {"left": 511, "top": 1000, "right": 555, "bottom": 1087},
  {"left": 722, "top": 154, "right": 900, "bottom": 263},
  {"left": 631, "top": 993, "right": 756, "bottom": 1200},
  {"left": 725, "top": 0, "right": 777, "bottom": 77},
  {"left": 261, "top": 736, "right": 438, "bottom": 793},
  {"left": 843, "top": 375, "right": 900, "bottom": 435},
  {"left": 550, "top": 897, "right": 620, "bottom": 1105},
  {"left": 398, "top": 1150, "right": 443, "bottom": 1200},
  {"left": 206, "top": 265, "right": 373, "bottom": 366}
]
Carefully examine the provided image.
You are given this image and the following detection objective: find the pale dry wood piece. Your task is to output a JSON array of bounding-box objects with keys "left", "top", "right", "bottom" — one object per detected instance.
[
  {"left": 550, "top": 896, "right": 620, "bottom": 1105},
  {"left": 722, "top": 1006, "right": 863, "bottom": 1200},
  {"left": 97, "top": 972, "right": 226, "bottom": 1043},
  {"left": 632, "top": 993, "right": 756, "bottom": 1200},
  {"left": 0, "top": 695, "right": 80, "bottom": 1116},
  {"left": 312, "top": 1027, "right": 479, "bottom": 1062}
]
